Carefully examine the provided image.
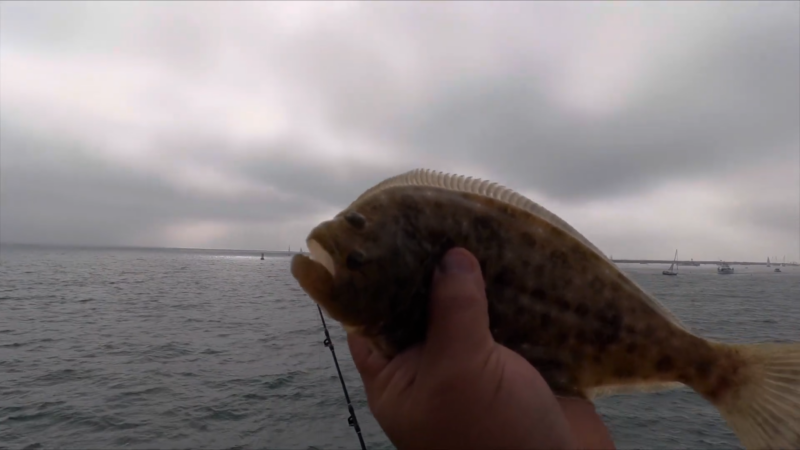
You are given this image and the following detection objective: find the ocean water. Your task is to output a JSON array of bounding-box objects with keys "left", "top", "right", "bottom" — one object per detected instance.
[{"left": 1, "top": 244, "right": 798, "bottom": 450}]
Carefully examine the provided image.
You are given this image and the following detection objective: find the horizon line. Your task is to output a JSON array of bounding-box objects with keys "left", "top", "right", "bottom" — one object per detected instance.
[
  {"left": 0, "top": 241, "right": 297, "bottom": 254},
  {"left": 1, "top": 241, "right": 795, "bottom": 264}
]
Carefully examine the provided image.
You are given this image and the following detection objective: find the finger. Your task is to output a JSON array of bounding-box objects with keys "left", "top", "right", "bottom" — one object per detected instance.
[
  {"left": 347, "top": 332, "right": 388, "bottom": 392},
  {"left": 424, "top": 248, "right": 494, "bottom": 361}
]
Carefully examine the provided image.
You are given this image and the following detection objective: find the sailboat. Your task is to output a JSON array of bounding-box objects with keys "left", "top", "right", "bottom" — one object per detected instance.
[
  {"left": 767, "top": 257, "right": 771, "bottom": 268},
  {"left": 662, "top": 249, "right": 679, "bottom": 276}
]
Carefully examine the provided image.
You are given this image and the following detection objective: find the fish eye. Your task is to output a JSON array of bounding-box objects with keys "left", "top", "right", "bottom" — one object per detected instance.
[
  {"left": 346, "top": 251, "right": 365, "bottom": 270},
  {"left": 344, "top": 211, "right": 367, "bottom": 230}
]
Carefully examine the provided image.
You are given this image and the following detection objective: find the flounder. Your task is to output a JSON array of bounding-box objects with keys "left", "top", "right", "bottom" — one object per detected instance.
[{"left": 291, "top": 168, "right": 800, "bottom": 450}]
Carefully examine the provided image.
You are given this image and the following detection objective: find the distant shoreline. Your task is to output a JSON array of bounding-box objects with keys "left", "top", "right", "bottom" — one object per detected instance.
[
  {"left": 610, "top": 259, "right": 797, "bottom": 267},
  {"left": 2, "top": 242, "right": 795, "bottom": 266},
  {"left": 0, "top": 242, "right": 300, "bottom": 256}
]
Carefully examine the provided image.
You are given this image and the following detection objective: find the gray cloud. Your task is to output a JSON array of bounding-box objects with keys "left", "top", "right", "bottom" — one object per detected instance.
[
  {"left": 0, "top": 126, "right": 324, "bottom": 247},
  {"left": 0, "top": 2, "right": 798, "bottom": 258},
  {"left": 232, "top": 147, "right": 404, "bottom": 207},
  {"left": 272, "top": 2, "right": 800, "bottom": 203}
]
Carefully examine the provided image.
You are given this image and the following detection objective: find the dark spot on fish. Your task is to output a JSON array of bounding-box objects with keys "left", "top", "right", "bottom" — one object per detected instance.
[
  {"left": 624, "top": 324, "right": 636, "bottom": 335},
  {"left": 614, "top": 365, "right": 636, "bottom": 379},
  {"left": 588, "top": 276, "right": 605, "bottom": 292},
  {"left": 399, "top": 193, "right": 419, "bottom": 208},
  {"left": 549, "top": 249, "right": 569, "bottom": 268},
  {"left": 574, "top": 303, "right": 589, "bottom": 318},
  {"left": 492, "top": 270, "right": 511, "bottom": 287},
  {"left": 555, "top": 298, "right": 571, "bottom": 312},
  {"left": 532, "top": 263, "right": 546, "bottom": 279},
  {"left": 521, "top": 259, "right": 531, "bottom": 270},
  {"left": 344, "top": 211, "right": 367, "bottom": 230},
  {"left": 655, "top": 355, "right": 674, "bottom": 373},
  {"left": 707, "top": 374, "right": 732, "bottom": 401},
  {"left": 592, "top": 354, "right": 603, "bottom": 364},
  {"left": 694, "top": 359, "right": 712, "bottom": 378},
  {"left": 401, "top": 224, "right": 417, "bottom": 242},
  {"left": 596, "top": 306, "right": 623, "bottom": 330},
  {"left": 346, "top": 251, "right": 365, "bottom": 270},
  {"left": 539, "top": 312, "right": 551, "bottom": 329},
  {"left": 520, "top": 232, "right": 537, "bottom": 248},
  {"left": 576, "top": 329, "right": 590, "bottom": 344},
  {"left": 593, "top": 307, "right": 622, "bottom": 349},
  {"left": 592, "top": 329, "right": 616, "bottom": 350},
  {"left": 641, "top": 324, "right": 656, "bottom": 339},
  {"left": 625, "top": 342, "right": 638, "bottom": 354},
  {"left": 531, "top": 288, "right": 547, "bottom": 300},
  {"left": 474, "top": 215, "right": 493, "bottom": 229},
  {"left": 554, "top": 331, "right": 569, "bottom": 346}
]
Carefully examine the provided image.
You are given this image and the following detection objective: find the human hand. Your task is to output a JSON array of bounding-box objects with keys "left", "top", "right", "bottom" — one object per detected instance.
[{"left": 347, "top": 247, "right": 615, "bottom": 449}]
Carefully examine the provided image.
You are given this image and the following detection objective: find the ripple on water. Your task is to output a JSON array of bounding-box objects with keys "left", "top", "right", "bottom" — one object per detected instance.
[{"left": 0, "top": 248, "right": 798, "bottom": 449}]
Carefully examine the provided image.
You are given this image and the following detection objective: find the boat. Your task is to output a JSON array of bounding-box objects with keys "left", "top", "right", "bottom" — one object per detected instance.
[
  {"left": 662, "top": 249, "right": 679, "bottom": 276},
  {"left": 260, "top": 252, "right": 265, "bottom": 260},
  {"left": 775, "top": 267, "right": 782, "bottom": 273},
  {"left": 717, "top": 262, "right": 734, "bottom": 274},
  {"left": 766, "top": 257, "right": 771, "bottom": 268}
]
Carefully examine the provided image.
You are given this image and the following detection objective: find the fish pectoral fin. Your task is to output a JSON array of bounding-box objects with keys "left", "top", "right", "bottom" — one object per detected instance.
[
  {"left": 586, "top": 381, "right": 685, "bottom": 400},
  {"left": 713, "top": 342, "right": 800, "bottom": 450}
]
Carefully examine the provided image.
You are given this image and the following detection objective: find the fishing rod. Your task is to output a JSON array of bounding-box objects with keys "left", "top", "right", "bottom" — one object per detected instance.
[{"left": 316, "top": 304, "right": 368, "bottom": 450}]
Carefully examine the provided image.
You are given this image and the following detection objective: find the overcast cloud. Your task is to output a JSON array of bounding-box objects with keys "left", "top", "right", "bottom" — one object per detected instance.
[{"left": 1, "top": 1, "right": 798, "bottom": 261}]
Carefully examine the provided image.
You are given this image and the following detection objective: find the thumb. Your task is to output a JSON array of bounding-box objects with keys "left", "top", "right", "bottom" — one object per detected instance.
[{"left": 424, "top": 248, "right": 494, "bottom": 360}]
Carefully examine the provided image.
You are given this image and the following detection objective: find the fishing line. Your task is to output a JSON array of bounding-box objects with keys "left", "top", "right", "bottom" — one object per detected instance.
[{"left": 316, "top": 304, "right": 367, "bottom": 450}]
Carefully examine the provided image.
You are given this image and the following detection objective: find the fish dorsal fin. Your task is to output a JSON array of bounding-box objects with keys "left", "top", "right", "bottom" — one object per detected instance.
[
  {"left": 355, "top": 168, "right": 689, "bottom": 331},
  {"left": 356, "top": 168, "right": 608, "bottom": 257}
]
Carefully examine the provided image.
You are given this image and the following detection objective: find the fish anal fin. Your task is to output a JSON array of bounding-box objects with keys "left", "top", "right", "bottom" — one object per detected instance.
[{"left": 586, "top": 381, "right": 685, "bottom": 400}]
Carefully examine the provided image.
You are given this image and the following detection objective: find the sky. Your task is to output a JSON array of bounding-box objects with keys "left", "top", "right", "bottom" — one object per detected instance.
[{"left": 1, "top": 1, "right": 798, "bottom": 262}]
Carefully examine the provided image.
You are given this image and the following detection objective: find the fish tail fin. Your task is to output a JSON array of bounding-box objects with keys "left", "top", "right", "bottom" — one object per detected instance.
[{"left": 712, "top": 342, "right": 800, "bottom": 450}]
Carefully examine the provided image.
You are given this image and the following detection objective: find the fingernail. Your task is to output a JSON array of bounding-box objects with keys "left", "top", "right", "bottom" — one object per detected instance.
[{"left": 440, "top": 249, "right": 474, "bottom": 275}]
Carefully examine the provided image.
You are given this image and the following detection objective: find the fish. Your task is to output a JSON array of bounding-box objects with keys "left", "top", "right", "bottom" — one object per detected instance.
[{"left": 291, "top": 168, "right": 800, "bottom": 450}]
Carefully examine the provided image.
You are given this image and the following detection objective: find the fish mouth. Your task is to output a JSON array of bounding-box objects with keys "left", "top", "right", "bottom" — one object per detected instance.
[
  {"left": 306, "top": 238, "right": 336, "bottom": 277},
  {"left": 290, "top": 236, "right": 348, "bottom": 323},
  {"left": 289, "top": 232, "right": 366, "bottom": 336},
  {"left": 290, "top": 242, "right": 335, "bottom": 302}
]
